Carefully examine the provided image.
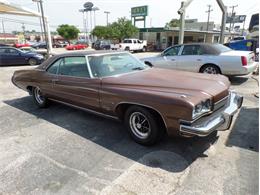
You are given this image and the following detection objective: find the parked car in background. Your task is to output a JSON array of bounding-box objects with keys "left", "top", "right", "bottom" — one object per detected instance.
[
  {"left": 142, "top": 43, "right": 257, "bottom": 76},
  {"left": 32, "top": 42, "right": 47, "bottom": 49},
  {"left": 66, "top": 43, "right": 88, "bottom": 50},
  {"left": 53, "top": 41, "right": 68, "bottom": 48},
  {"left": 111, "top": 38, "right": 147, "bottom": 52},
  {"left": 93, "top": 39, "right": 111, "bottom": 50},
  {"left": 0, "top": 47, "right": 44, "bottom": 66},
  {"left": 20, "top": 47, "right": 48, "bottom": 59},
  {"left": 12, "top": 51, "right": 243, "bottom": 145},
  {"left": 14, "top": 43, "right": 31, "bottom": 48},
  {"left": 0, "top": 43, "right": 9, "bottom": 47}
]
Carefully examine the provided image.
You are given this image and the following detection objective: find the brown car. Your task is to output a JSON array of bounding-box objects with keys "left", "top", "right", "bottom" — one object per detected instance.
[{"left": 12, "top": 51, "right": 243, "bottom": 145}]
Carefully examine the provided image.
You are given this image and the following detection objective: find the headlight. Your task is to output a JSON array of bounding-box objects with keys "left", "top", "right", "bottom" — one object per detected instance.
[{"left": 192, "top": 99, "right": 212, "bottom": 119}]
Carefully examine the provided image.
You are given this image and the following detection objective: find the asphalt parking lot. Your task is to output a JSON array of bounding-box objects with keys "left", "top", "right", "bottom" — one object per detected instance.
[{"left": 0, "top": 51, "right": 259, "bottom": 195}]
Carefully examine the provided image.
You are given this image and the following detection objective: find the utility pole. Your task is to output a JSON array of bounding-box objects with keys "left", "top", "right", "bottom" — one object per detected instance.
[
  {"left": 36, "top": 1, "right": 43, "bottom": 41},
  {"left": 104, "top": 11, "right": 110, "bottom": 26},
  {"left": 204, "top": 5, "right": 213, "bottom": 42},
  {"left": 228, "top": 5, "right": 238, "bottom": 33},
  {"left": 1, "top": 19, "right": 6, "bottom": 43},
  {"left": 206, "top": 5, "right": 213, "bottom": 31}
]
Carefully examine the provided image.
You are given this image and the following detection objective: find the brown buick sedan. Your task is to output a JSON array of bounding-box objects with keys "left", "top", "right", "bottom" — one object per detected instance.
[{"left": 12, "top": 51, "right": 243, "bottom": 145}]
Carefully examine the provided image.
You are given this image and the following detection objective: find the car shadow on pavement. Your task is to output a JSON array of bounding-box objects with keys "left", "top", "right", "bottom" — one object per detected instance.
[
  {"left": 226, "top": 107, "right": 259, "bottom": 152},
  {"left": 4, "top": 96, "right": 219, "bottom": 173},
  {"left": 228, "top": 76, "right": 249, "bottom": 85}
]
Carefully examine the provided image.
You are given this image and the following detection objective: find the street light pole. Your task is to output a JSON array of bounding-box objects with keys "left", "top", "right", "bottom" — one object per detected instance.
[
  {"left": 104, "top": 11, "right": 110, "bottom": 26},
  {"left": 92, "top": 7, "right": 99, "bottom": 28}
]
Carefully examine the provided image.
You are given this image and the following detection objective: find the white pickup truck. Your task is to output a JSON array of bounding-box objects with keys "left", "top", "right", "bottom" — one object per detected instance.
[{"left": 111, "top": 38, "right": 147, "bottom": 52}]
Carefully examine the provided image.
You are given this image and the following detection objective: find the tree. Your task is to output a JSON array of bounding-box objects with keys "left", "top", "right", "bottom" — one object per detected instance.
[
  {"left": 91, "top": 25, "right": 111, "bottom": 39},
  {"left": 165, "top": 19, "right": 180, "bottom": 28},
  {"left": 91, "top": 17, "right": 138, "bottom": 42},
  {"left": 57, "top": 24, "right": 80, "bottom": 44},
  {"left": 110, "top": 17, "right": 138, "bottom": 42}
]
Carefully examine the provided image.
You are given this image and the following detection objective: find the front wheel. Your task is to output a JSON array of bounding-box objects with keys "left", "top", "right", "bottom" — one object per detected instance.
[
  {"left": 33, "top": 87, "right": 49, "bottom": 108},
  {"left": 200, "top": 64, "right": 220, "bottom": 74},
  {"left": 124, "top": 106, "right": 162, "bottom": 145},
  {"left": 28, "top": 58, "right": 37, "bottom": 66}
]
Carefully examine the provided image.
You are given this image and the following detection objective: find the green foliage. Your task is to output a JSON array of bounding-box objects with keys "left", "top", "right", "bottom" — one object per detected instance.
[
  {"left": 57, "top": 24, "right": 80, "bottom": 42},
  {"left": 91, "top": 26, "right": 111, "bottom": 39},
  {"left": 165, "top": 19, "right": 180, "bottom": 28},
  {"left": 91, "top": 17, "right": 138, "bottom": 42}
]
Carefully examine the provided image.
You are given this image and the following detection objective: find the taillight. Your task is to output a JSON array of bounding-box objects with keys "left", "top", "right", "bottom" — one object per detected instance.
[{"left": 241, "top": 56, "right": 247, "bottom": 66}]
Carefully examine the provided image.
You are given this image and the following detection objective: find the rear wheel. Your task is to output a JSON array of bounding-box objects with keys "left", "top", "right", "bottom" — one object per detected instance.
[
  {"left": 125, "top": 47, "right": 130, "bottom": 51},
  {"left": 32, "top": 87, "right": 49, "bottom": 108},
  {"left": 142, "top": 46, "right": 147, "bottom": 52},
  {"left": 28, "top": 58, "right": 37, "bottom": 66},
  {"left": 200, "top": 64, "right": 220, "bottom": 74},
  {"left": 124, "top": 106, "right": 162, "bottom": 145}
]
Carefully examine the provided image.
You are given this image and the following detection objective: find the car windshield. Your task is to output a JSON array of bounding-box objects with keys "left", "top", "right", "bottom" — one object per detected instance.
[
  {"left": 212, "top": 44, "right": 232, "bottom": 53},
  {"left": 88, "top": 53, "right": 149, "bottom": 77}
]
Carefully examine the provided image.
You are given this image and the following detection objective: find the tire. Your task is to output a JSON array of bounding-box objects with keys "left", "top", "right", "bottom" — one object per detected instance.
[
  {"left": 28, "top": 58, "right": 37, "bottom": 66},
  {"left": 32, "top": 87, "right": 49, "bottom": 108},
  {"left": 125, "top": 47, "right": 130, "bottom": 51},
  {"left": 142, "top": 46, "right": 147, "bottom": 52},
  {"left": 200, "top": 64, "right": 220, "bottom": 74},
  {"left": 124, "top": 106, "right": 162, "bottom": 145}
]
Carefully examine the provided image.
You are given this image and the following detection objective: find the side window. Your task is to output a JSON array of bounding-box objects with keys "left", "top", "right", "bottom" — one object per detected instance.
[
  {"left": 59, "top": 56, "right": 90, "bottom": 78},
  {"left": 47, "top": 58, "right": 63, "bottom": 74},
  {"left": 163, "top": 46, "right": 181, "bottom": 56},
  {"left": 7, "top": 49, "right": 19, "bottom": 55},
  {"left": 181, "top": 45, "right": 203, "bottom": 55},
  {"left": 0, "top": 48, "right": 5, "bottom": 54}
]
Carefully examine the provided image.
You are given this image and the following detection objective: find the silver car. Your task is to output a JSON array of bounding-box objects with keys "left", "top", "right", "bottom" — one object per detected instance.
[{"left": 142, "top": 43, "right": 257, "bottom": 75}]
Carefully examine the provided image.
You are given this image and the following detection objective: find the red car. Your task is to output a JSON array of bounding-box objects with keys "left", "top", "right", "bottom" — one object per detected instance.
[
  {"left": 66, "top": 43, "right": 88, "bottom": 50},
  {"left": 14, "top": 43, "right": 31, "bottom": 48}
]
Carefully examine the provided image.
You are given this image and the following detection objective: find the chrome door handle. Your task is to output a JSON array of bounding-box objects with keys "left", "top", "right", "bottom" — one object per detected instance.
[
  {"left": 197, "top": 59, "right": 202, "bottom": 61},
  {"left": 171, "top": 59, "right": 176, "bottom": 61}
]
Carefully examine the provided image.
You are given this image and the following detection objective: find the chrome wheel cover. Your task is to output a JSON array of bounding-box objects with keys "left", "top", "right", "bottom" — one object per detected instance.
[
  {"left": 203, "top": 66, "right": 217, "bottom": 74},
  {"left": 34, "top": 87, "right": 44, "bottom": 104},
  {"left": 129, "top": 112, "right": 151, "bottom": 139},
  {"left": 29, "top": 59, "right": 37, "bottom": 65}
]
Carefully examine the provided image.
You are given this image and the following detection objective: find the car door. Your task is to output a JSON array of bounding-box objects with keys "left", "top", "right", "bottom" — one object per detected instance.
[
  {"left": 0, "top": 48, "right": 8, "bottom": 65},
  {"left": 6, "top": 48, "right": 26, "bottom": 65},
  {"left": 53, "top": 56, "right": 101, "bottom": 111},
  {"left": 177, "top": 45, "right": 204, "bottom": 72},
  {"left": 154, "top": 45, "right": 181, "bottom": 69}
]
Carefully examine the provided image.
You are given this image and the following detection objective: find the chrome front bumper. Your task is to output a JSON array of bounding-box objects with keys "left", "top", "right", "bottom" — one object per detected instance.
[{"left": 180, "top": 92, "right": 243, "bottom": 137}]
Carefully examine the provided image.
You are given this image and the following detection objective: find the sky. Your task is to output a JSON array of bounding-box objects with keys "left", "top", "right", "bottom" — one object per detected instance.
[{"left": 0, "top": 0, "right": 259, "bottom": 33}]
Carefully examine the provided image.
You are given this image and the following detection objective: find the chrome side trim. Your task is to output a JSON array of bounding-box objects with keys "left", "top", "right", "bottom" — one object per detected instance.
[
  {"left": 48, "top": 98, "right": 119, "bottom": 121},
  {"left": 115, "top": 101, "right": 168, "bottom": 129}
]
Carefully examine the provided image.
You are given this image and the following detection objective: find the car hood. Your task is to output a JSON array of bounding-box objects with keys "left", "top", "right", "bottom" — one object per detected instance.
[{"left": 102, "top": 68, "right": 230, "bottom": 105}]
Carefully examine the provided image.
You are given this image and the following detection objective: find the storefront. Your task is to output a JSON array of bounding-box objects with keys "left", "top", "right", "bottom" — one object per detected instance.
[{"left": 138, "top": 27, "right": 235, "bottom": 51}]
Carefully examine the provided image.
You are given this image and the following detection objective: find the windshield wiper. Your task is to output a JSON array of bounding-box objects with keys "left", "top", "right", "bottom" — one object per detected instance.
[{"left": 132, "top": 67, "right": 145, "bottom": 70}]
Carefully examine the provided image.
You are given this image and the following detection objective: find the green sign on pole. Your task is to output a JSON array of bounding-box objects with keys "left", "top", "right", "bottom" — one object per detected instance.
[{"left": 131, "top": 6, "right": 148, "bottom": 17}]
